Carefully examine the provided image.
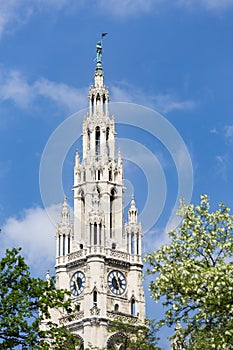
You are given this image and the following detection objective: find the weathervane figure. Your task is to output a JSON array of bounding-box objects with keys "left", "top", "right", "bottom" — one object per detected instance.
[{"left": 96, "top": 33, "right": 108, "bottom": 70}]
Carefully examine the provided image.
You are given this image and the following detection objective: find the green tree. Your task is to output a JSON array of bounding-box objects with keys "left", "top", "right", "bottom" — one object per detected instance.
[
  {"left": 88, "top": 318, "right": 160, "bottom": 350},
  {"left": 107, "top": 318, "right": 160, "bottom": 350},
  {"left": 145, "top": 194, "right": 233, "bottom": 349},
  {"left": 0, "top": 246, "right": 80, "bottom": 349}
]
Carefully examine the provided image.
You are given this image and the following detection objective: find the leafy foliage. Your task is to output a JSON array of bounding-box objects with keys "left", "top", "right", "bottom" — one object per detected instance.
[
  {"left": 88, "top": 318, "right": 160, "bottom": 350},
  {"left": 145, "top": 195, "right": 233, "bottom": 349},
  {"left": 0, "top": 246, "right": 80, "bottom": 349},
  {"left": 107, "top": 318, "right": 160, "bottom": 350}
]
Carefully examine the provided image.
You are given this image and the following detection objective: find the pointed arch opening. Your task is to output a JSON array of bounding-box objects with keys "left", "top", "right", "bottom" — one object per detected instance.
[
  {"left": 96, "top": 93, "right": 101, "bottom": 114},
  {"left": 107, "top": 333, "right": 127, "bottom": 350},
  {"left": 87, "top": 129, "right": 90, "bottom": 151},
  {"left": 94, "top": 223, "right": 98, "bottom": 245},
  {"left": 131, "top": 297, "right": 136, "bottom": 316},
  {"left": 80, "top": 190, "right": 85, "bottom": 239},
  {"left": 91, "top": 95, "right": 94, "bottom": 115},
  {"left": 106, "top": 127, "right": 110, "bottom": 156},
  {"left": 68, "top": 235, "right": 70, "bottom": 254},
  {"left": 93, "top": 290, "right": 98, "bottom": 307},
  {"left": 63, "top": 234, "right": 66, "bottom": 256},
  {"left": 95, "top": 126, "right": 100, "bottom": 158},
  {"left": 110, "top": 188, "right": 116, "bottom": 239},
  {"left": 103, "top": 94, "right": 107, "bottom": 114},
  {"left": 131, "top": 233, "right": 135, "bottom": 255}
]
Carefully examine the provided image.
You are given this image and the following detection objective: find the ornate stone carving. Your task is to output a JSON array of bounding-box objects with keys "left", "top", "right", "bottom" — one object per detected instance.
[
  {"left": 106, "top": 311, "right": 138, "bottom": 323},
  {"left": 68, "top": 250, "right": 84, "bottom": 261},
  {"left": 59, "top": 311, "right": 84, "bottom": 324},
  {"left": 109, "top": 249, "right": 129, "bottom": 261},
  {"left": 90, "top": 306, "right": 100, "bottom": 316}
]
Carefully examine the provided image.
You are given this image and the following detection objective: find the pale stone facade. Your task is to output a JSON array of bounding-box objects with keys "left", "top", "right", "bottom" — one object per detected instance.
[{"left": 53, "top": 41, "right": 146, "bottom": 349}]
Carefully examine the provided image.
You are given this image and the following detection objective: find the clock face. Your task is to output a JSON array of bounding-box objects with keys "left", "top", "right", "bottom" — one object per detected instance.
[
  {"left": 70, "top": 271, "right": 86, "bottom": 296},
  {"left": 108, "top": 270, "right": 126, "bottom": 295}
]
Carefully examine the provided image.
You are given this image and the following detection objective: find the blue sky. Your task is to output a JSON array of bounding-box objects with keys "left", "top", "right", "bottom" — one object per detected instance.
[{"left": 1, "top": 1, "right": 233, "bottom": 348}]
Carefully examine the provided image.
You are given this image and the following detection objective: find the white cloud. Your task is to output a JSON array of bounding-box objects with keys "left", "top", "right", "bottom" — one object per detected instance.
[
  {"left": 0, "top": 68, "right": 87, "bottom": 113},
  {"left": 0, "top": 0, "right": 78, "bottom": 39},
  {"left": 1, "top": 205, "right": 61, "bottom": 276},
  {"left": 0, "top": 160, "right": 12, "bottom": 178},
  {"left": 97, "top": 0, "right": 233, "bottom": 17},
  {"left": 178, "top": 0, "right": 233, "bottom": 11},
  {"left": 0, "top": 68, "right": 195, "bottom": 115},
  {"left": 98, "top": 0, "right": 155, "bottom": 17},
  {"left": 142, "top": 228, "right": 171, "bottom": 255},
  {"left": 0, "top": 0, "right": 232, "bottom": 38},
  {"left": 0, "top": 1, "right": 25, "bottom": 38},
  {"left": 111, "top": 85, "right": 134, "bottom": 103},
  {"left": 34, "top": 78, "right": 88, "bottom": 112},
  {"left": 152, "top": 94, "right": 196, "bottom": 114},
  {"left": 0, "top": 70, "right": 34, "bottom": 108},
  {"left": 216, "top": 155, "right": 229, "bottom": 181},
  {"left": 210, "top": 127, "right": 218, "bottom": 134},
  {"left": 224, "top": 125, "right": 233, "bottom": 141},
  {"left": 111, "top": 82, "right": 196, "bottom": 114}
]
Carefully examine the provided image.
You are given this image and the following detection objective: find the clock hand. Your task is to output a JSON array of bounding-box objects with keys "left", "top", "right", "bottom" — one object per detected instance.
[
  {"left": 115, "top": 275, "right": 121, "bottom": 291},
  {"left": 75, "top": 278, "right": 79, "bottom": 290}
]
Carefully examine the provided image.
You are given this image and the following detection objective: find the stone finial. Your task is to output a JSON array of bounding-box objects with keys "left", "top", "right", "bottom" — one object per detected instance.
[
  {"left": 131, "top": 194, "right": 135, "bottom": 207},
  {"left": 61, "top": 196, "right": 70, "bottom": 225},
  {"left": 128, "top": 193, "right": 138, "bottom": 223},
  {"left": 75, "top": 149, "right": 80, "bottom": 166},
  {"left": 46, "top": 269, "right": 51, "bottom": 286},
  {"left": 118, "top": 149, "right": 122, "bottom": 166}
]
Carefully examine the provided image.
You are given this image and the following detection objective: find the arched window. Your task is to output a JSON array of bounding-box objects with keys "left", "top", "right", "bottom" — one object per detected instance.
[
  {"left": 99, "top": 223, "right": 102, "bottom": 245},
  {"left": 131, "top": 298, "right": 136, "bottom": 316},
  {"left": 136, "top": 233, "right": 139, "bottom": 255},
  {"left": 110, "top": 189, "right": 116, "bottom": 238},
  {"left": 103, "top": 94, "right": 106, "bottom": 114},
  {"left": 95, "top": 126, "right": 100, "bottom": 157},
  {"left": 80, "top": 191, "right": 85, "bottom": 238},
  {"left": 106, "top": 127, "right": 110, "bottom": 156},
  {"left": 87, "top": 129, "right": 90, "bottom": 150},
  {"left": 63, "top": 234, "right": 66, "bottom": 256},
  {"left": 107, "top": 333, "right": 127, "bottom": 349},
  {"left": 131, "top": 234, "right": 135, "bottom": 254},
  {"left": 58, "top": 235, "right": 61, "bottom": 256},
  {"left": 114, "top": 304, "right": 119, "bottom": 312},
  {"left": 91, "top": 95, "right": 94, "bottom": 114},
  {"left": 93, "top": 290, "right": 97, "bottom": 307},
  {"left": 94, "top": 223, "right": 97, "bottom": 245}
]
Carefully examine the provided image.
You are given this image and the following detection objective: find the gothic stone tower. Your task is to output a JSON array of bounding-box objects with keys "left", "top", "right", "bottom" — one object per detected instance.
[{"left": 54, "top": 41, "right": 145, "bottom": 349}]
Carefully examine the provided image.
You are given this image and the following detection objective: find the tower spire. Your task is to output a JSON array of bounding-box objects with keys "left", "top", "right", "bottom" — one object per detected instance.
[{"left": 51, "top": 39, "right": 145, "bottom": 349}]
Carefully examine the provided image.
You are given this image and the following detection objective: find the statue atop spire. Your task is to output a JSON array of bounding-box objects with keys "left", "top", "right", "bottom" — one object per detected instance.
[
  {"left": 95, "top": 33, "right": 108, "bottom": 71},
  {"left": 96, "top": 41, "right": 102, "bottom": 70}
]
